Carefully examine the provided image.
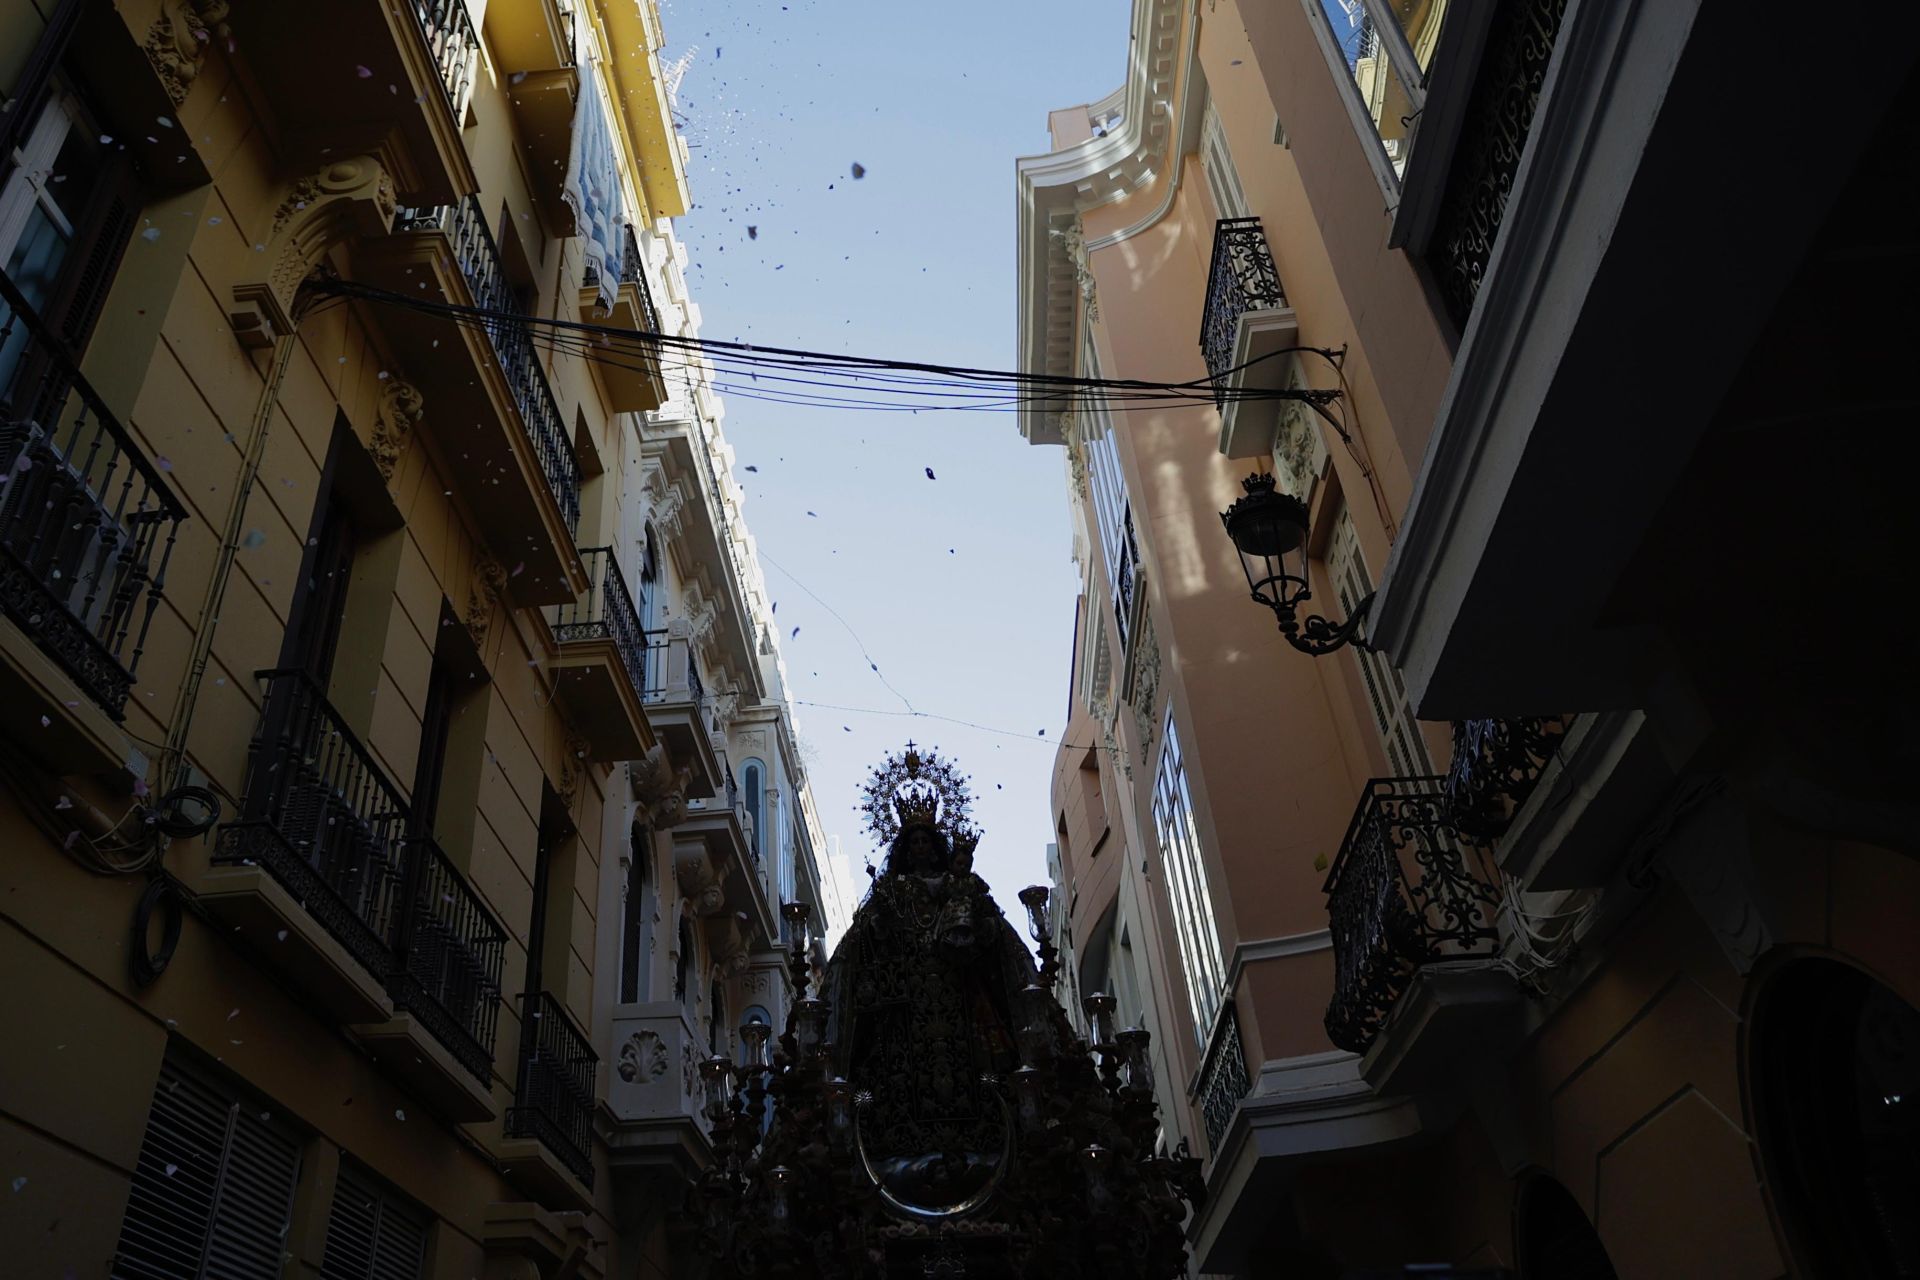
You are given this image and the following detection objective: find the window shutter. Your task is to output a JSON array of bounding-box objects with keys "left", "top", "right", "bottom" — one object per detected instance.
[
  {"left": 321, "top": 1162, "right": 429, "bottom": 1280},
  {"left": 1327, "top": 501, "right": 1431, "bottom": 776},
  {"left": 114, "top": 1057, "right": 302, "bottom": 1280}
]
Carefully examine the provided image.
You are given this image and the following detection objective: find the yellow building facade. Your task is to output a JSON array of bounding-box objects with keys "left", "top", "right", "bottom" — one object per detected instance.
[{"left": 1, "top": 0, "right": 831, "bottom": 1275}]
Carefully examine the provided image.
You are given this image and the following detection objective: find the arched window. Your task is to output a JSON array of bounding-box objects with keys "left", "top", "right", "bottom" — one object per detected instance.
[
  {"left": 741, "top": 758, "right": 766, "bottom": 863},
  {"left": 620, "top": 819, "right": 652, "bottom": 1003},
  {"left": 1752, "top": 958, "right": 1920, "bottom": 1277},
  {"left": 674, "top": 915, "right": 694, "bottom": 1004}
]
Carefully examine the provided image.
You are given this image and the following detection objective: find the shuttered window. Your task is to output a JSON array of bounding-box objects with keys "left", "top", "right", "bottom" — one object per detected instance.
[
  {"left": 1152, "top": 713, "right": 1227, "bottom": 1044},
  {"left": 1327, "top": 499, "right": 1431, "bottom": 776},
  {"left": 320, "top": 1161, "right": 430, "bottom": 1280},
  {"left": 114, "top": 1055, "right": 303, "bottom": 1279}
]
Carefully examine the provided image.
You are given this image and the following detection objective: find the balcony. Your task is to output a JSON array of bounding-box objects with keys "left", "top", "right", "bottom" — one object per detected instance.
[
  {"left": 0, "top": 272, "right": 185, "bottom": 729},
  {"left": 355, "top": 834, "right": 507, "bottom": 1121},
  {"left": 504, "top": 990, "right": 599, "bottom": 1205},
  {"left": 1198, "top": 217, "right": 1299, "bottom": 459},
  {"left": 208, "top": 669, "right": 411, "bottom": 1022},
  {"left": 1322, "top": 778, "right": 1519, "bottom": 1090},
  {"left": 1194, "top": 1002, "right": 1252, "bottom": 1156},
  {"left": 579, "top": 224, "right": 668, "bottom": 413},
  {"left": 364, "top": 196, "right": 584, "bottom": 605},
  {"left": 639, "top": 628, "right": 720, "bottom": 798},
  {"left": 548, "top": 546, "right": 653, "bottom": 761},
  {"left": 223, "top": 0, "right": 479, "bottom": 206},
  {"left": 606, "top": 1003, "right": 713, "bottom": 1200},
  {"left": 1443, "top": 716, "right": 1569, "bottom": 842},
  {"left": 484, "top": 0, "right": 578, "bottom": 76},
  {"left": 206, "top": 671, "right": 508, "bottom": 1114}
]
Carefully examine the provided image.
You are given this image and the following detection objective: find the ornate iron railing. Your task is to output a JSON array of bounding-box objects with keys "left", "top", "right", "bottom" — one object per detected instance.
[
  {"left": 508, "top": 990, "right": 598, "bottom": 1187},
  {"left": 1194, "top": 1001, "right": 1250, "bottom": 1155},
  {"left": 390, "top": 834, "right": 506, "bottom": 1084},
  {"left": 620, "top": 223, "right": 662, "bottom": 335},
  {"left": 1427, "top": 0, "right": 1569, "bottom": 331},
  {"left": 1198, "top": 217, "right": 1287, "bottom": 408},
  {"left": 640, "top": 627, "right": 707, "bottom": 715},
  {"left": 0, "top": 271, "right": 186, "bottom": 720},
  {"left": 1322, "top": 777, "right": 1502, "bottom": 1055},
  {"left": 552, "top": 546, "right": 647, "bottom": 699},
  {"left": 215, "top": 670, "right": 412, "bottom": 981},
  {"left": 393, "top": 196, "right": 581, "bottom": 533},
  {"left": 1444, "top": 716, "right": 1570, "bottom": 842},
  {"left": 404, "top": 0, "right": 481, "bottom": 119}
]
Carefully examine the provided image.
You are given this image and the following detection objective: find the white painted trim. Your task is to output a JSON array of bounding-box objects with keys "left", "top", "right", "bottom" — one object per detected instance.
[
  {"left": 1223, "top": 927, "right": 1331, "bottom": 990},
  {"left": 1295, "top": 0, "right": 1404, "bottom": 206}
]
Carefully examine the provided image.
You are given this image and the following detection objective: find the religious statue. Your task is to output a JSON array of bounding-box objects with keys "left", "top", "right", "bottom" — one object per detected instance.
[
  {"left": 689, "top": 745, "right": 1201, "bottom": 1280},
  {"left": 822, "top": 746, "right": 1042, "bottom": 1216}
]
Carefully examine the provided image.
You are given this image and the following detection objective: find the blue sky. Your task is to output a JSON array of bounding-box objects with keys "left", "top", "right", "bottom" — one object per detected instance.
[{"left": 656, "top": 0, "right": 1126, "bottom": 905}]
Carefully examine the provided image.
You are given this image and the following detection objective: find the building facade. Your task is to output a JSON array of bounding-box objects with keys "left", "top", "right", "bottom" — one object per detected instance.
[
  {"left": 1018, "top": 1, "right": 1920, "bottom": 1277},
  {"left": 0, "top": 0, "right": 831, "bottom": 1275}
]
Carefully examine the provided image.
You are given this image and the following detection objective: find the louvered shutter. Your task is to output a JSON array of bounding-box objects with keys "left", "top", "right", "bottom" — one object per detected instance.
[
  {"left": 321, "top": 1162, "right": 429, "bottom": 1280},
  {"left": 1327, "top": 501, "right": 1431, "bottom": 776},
  {"left": 113, "top": 1057, "right": 302, "bottom": 1280}
]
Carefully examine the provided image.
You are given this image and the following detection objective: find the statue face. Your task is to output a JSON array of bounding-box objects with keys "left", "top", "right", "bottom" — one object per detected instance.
[{"left": 900, "top": 825, "right": 944, "bottom": 874}]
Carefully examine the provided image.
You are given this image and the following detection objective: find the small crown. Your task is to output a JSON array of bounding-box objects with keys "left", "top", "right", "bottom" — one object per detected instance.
[
  {"left": 951, "top": 823, "right": 980, "bottom": 858},
  {"left": 892, "top": 778, "right": 941, "bottom": 830}
]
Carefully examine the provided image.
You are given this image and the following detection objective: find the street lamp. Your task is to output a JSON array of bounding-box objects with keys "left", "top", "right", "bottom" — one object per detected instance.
[{"left": 1219, "top": 471, "right": 1372, "bottom": 655}]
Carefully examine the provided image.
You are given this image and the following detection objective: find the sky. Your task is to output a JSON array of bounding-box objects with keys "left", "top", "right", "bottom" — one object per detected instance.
[{"left": 655, "top": 0, "right": 1126, "bottom": 909}]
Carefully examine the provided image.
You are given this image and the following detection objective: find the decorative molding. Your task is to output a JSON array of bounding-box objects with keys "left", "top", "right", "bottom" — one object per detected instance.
[
  {"left": 1061, "top": 411, "right": 1089, "bottom": 500},
  {"left": 230, "top": 155, "right": 397, "bottom": 347},
  {"left": 1225, "top": 929, "right": 1333, "bottom": 991},
  {"left": 556, "top": 730, "right": 591, "bottom": 805},
  {"left": 369, "top": 377, "right": 424, "bottom": 482},
  {"left": 674, "top": 841, "right": 726, "bottom": 916},
  {"left": 1052, "top": 220, "right": 1100, "bottom": 323},
  {"left": 142, "top": 0, "right": 229, "bottom": 107},
  {"left": 466, "top": 555, "right": 507, "bottom": 649},
  {"left": 618, "top": 1029, "right": 670, "bottom": 1083},
  {"left": 631, "top": 744, "right": 691, "bottom": 830}
]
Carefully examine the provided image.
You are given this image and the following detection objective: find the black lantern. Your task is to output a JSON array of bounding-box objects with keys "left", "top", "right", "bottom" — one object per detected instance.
[{"left": 1220, "top": 471, "right": 1373, "bottom": 655}]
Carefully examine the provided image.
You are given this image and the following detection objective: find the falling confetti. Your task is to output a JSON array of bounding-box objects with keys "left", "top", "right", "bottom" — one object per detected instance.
[
  {"left": 241, "top": 529, "right": 266, "bottom": 549},
  {"left": 851, "top": 162, "right": 866, "bottom": 179},
  {"left": 925, "top": 467, "right": 936, "bottom": 480},
  {"left": 790, "top": 626, "right": 800, "bottom": 638},
  {"left": 355, "top": 65, "right": 373, "bottom": 78}
]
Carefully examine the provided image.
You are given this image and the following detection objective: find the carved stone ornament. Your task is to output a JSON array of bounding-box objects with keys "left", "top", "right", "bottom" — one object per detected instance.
[
  {"left": 369, "top": 377, "right": 425, "bottom": 482},
  {"left": 231, "top": 155, "right": 398, "bottom": 348},
  {"left": 1060, "top": 411, "right": 1089, "bottom": 499},
  {"left": 631, "top": 743, "right": 691, "bottom": 830},
  {"left": 466, "top": 555, "right": 508, "bottom": 649},
  {"left": 1127, "top": 608, "right": 1162, "bottom": 753},
  {"left": 617, "top": 1029, "right": 670, "bottom": 1083},
  {"left": 1052, "top": 219, "right": 1100, "bottom": 323},
  {"left": 143, "top": 0, "right": 230, "bottom": 106},
  {"left": 675, "top": 842, "right": 725, "bottom": 917},
  {"left": 556, "top": 730, "right": 591, "bottom": 804}
]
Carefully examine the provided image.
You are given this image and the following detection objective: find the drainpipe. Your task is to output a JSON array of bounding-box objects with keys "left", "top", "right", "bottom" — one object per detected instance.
[{"left": 160, "top": 334, "right": 298, "bottom": 793}]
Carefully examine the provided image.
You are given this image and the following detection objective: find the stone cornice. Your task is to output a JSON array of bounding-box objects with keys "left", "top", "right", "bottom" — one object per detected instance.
[{"left": 1014, "top": 0, "right": 1191, "bottom": 444}]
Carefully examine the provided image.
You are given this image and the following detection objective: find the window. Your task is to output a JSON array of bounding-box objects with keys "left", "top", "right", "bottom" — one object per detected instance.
[
  {"left": 1200, "top": 94, "right": 1249, "bottom": 221},
  {"left": 114, "top": 1053, "right": 303, "bottom": 1279},
  {"left": 1327, "top": 500, "right": 1431, "bottom": 777},
  {"left": 1152, "top": 713, "right": 1227, "bottom": 1041},
  {"left": 409, "top": 607, "right": 472, "bottom": 836},
  {"left": 283, "top": 465, "right": 358, "bottom": 683},
  {"left": 320, "top": 1161, "right": 430, "bottom": 1280},
  {"left": 526, "top": 786, "right": 575, "bottom": 998},
  {"left": 741, "top": 759, "right": 766, "bottom": 863},
  {"left": 708, "top": 978, "right": 727, "bottom": 1055},
  {"left": 675, "top": 915, "right": 695, "bottom": 1003},
  {"left": 620, "top": 819, "right": 651, "bottom": 1003},
  {"left": 1305, "top": 0, "right": 1451, "bottom": 184},
  {"left": 1081, "top": 338, "right": 1140, "bottom": 649}
]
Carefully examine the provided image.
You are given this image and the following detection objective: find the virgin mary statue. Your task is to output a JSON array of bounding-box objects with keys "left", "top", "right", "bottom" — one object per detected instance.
[{"left": 821, "top": 744, "right": 1047, "bottom": 1217}]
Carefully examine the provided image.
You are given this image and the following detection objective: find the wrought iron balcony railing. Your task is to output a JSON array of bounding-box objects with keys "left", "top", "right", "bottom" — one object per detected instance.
[
  {"left": 391, "top": 834, "right": 506, "bottom": 1084},
  {"left": 553, "top": 546, "right": 648, "bottom": 697},
  {"left": 394, "top": 196, "right": 581, "bottom": 533},
  {"left": 507, "top": 990, "right": 598, "bottom": 1187},
  {"left": 1444, "top": 716, "right": 1571, "bottom": 842},
  {"left": 1198, "top": 217, "right": 1287, "bottom": 408},
  {"left": 0, "top": 271, "right": 186, "bottom": 719},
  {"left": 620, "top": 223, "right": 662, "bottom": 335},
  {"left": 217, "top": 672, "right": 507, "bottom": 1080},
  {"left": 640, "top": 627, "right": 705, "bottom": 709},
  {"left": 1194, "top": 1001, "right": 1251, "bottom": 1155},
  {"left": 1322, "top": 777, "right": 1502, "bottom": 1055},
  {"left": 215, "top": 669, "right": 412, "bottom": 981},
  {"left": 405, "top": 0, "right": 481, "bottom": 120},
  {"left": 1426, "top": 0, "right": 1569, "bottom": 330}
]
